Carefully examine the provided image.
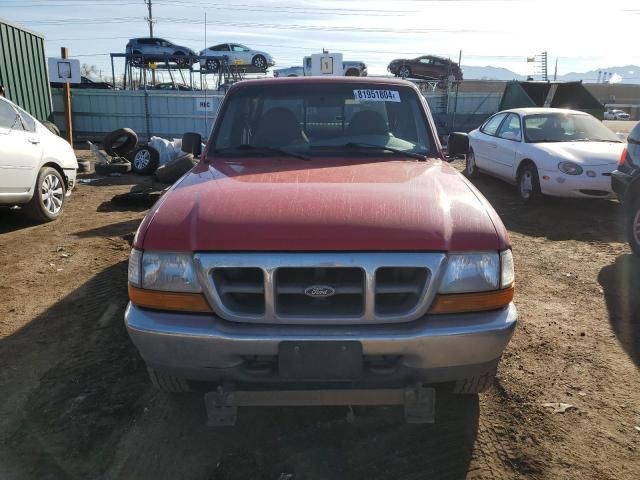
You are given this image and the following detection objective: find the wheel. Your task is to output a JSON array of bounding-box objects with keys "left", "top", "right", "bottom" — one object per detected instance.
[
  {"left": 627, "top": 194, "right": 640, "bottom": 256},
  {"left": 518, "top": 163, "right": 542, "bottom": 204},
  {"left": 103, "top": 128, "right": 138, "bottom": 157},
  {"left": 24, "top": 167, "right": 66, "bottom": 222},
  {"left": 398, "top": 65, "right": 411, "bottom": 79},
  {"left": 155, "top": 153, "right": 195, "bottom": 184},
  {"left": 174, "top": 51, "right": 188, "bottom": 67},
  {"left": 131, "top": 50, "right": 143, "bottom": 66},
  {"left": 452, "top": 369, "right": 496, "bottom": 394},
  {"left": 147, "top": 367, "right": 191, "bottom": 393},
  {"left": 252, "top": 54, "right": 267, "bottom": 71},
  {"left": 42, "top": 121, "right": 60, "bottom": 136},
  {"left": 206, "top": 58, "right": 220, "bottom": 72},
  {"left": 345, "top": 68, "right": 359, "bottom": 77},
  {"left": 464, "top": 148, "right": 479, "bottom": 178},
  {"left": 131, "top": 145, "right": 160, "bottom": 175}
]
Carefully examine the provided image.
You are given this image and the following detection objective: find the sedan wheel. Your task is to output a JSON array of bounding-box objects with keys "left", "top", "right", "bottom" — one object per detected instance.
[
  {"left": 518, "top": 164, "right": 541, "bottom": 204},
  {"left": 252, "top": 55, "right": 267, "bottom": 71},
  {"left": 206, "top": 59, "right": 220, "bottom": 72},
  {"left": 398, "top": 66, "right": 411, "bottom": 79},
  {"left": 24, "top": 167, "right": 66, "bottom": 222},
  {"left": 464, "top": 149, "right": 479, "bottom": 178}
]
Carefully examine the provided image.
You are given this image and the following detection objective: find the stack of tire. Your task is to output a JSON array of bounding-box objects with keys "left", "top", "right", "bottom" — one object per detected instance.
[{"left": 99, "top": 128, "right": 162, "bottom": 175}]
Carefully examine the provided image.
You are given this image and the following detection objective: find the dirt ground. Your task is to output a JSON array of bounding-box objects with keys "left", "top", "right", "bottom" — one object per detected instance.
[{"left": 1, "top": 148, "right": 639, "bottom": 480}]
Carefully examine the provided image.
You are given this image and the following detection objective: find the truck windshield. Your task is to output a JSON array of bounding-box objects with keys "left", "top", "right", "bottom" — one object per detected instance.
[{"left": 212, "top": 83, "right": 434, "bottom": 158}]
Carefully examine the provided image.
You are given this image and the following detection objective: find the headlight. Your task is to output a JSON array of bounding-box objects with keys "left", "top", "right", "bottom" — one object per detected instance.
[
  {"left": 439, "top": 252, "right": 499, "bottom": 293},
  {"left": 558, "top": 161, "right": 583, "bottom": 175},
  {"left": 139, "top": 251, "right": 201, "bottom": 292}
]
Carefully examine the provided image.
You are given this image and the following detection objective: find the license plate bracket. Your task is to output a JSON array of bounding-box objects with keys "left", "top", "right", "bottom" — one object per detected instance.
[{"left": 279, "top": 341, "right": 363, "bottom": 380}]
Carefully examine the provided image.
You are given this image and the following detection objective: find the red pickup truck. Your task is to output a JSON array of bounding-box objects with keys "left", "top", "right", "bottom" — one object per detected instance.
[{"left": 126, "top": 77, "right": 516, "bottom": 425}]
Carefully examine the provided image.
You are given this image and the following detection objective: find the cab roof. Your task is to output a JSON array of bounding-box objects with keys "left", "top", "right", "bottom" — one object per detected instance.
[{"left": 230, "top": 76, "right": 414, "bottom": 88}]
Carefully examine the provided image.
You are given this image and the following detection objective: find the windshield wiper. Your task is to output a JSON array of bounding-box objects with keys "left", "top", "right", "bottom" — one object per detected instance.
[
  {"left": 573, "top": 138, "right": 621, "bottom": 143},
  {"left": 338, "top": 142, "right": 427, "bottom": 161},
  {"left": 214, "top": 144, "right": 310, "bottom": 161}
]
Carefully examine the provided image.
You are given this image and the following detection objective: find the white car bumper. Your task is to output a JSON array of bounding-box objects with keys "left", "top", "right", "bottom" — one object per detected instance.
[{"left": 539, "top": 166, "right": 615, "bottom": 198}]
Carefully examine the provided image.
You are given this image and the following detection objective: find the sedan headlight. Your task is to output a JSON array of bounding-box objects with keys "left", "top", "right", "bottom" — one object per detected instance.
[
  {"left": 558, "top": 161, "right": 583, "bottom": 175},
  {"left": 439, "top": 252, "right": 499, "bottom": 293},
  {"left": 128, "top": 249, "right": 201, "bottom": 292}
]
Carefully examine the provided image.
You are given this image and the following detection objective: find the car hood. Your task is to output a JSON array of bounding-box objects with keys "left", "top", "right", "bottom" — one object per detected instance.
[
  {"left": 137, "top": 158, "right": 507, "bottom": 252},
  {"left": 536, "top": 142, "right": 626, "bottom": 166}
]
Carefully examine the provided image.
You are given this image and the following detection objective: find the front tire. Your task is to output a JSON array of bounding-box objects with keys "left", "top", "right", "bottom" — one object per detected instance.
[
  {"left": 398, "top": 65, "right": 411, "bottom": 79},
  {"left": 206, "top": 58, "right": 220, "bottom": 72},
  {"left": 24, "top": 167, "right": 66, "bottom": 222},
  {"left": 627, "top": 195, "right": 640, "bottom": 256},
  {"left": 148, "top": 367, "right": 191, "bottom": 393},
  {"left": 252, "top": 55, "right": 267, "bottom": 71},
  {"left": 464, "top": 148, "right": 479, "bottom": 178},
  {"left": 518, "top": 163, "right": 542, "bottom": 204}
]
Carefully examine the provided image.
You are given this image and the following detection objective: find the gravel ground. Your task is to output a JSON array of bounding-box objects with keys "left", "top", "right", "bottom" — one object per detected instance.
[{"left": 0, "top": 150, "right": 639, "bottom": 480}]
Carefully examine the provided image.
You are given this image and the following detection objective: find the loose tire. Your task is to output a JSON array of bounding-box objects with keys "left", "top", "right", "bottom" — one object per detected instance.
[
  {"left": 252, "top": 54, "right": 267, "bottom": 71},
  {"left": 517, "top": 163, "right": 542, "bottom": 204},
  {"left": 398, "top": 65, "right": 411, "bottom": 79},
  {"left": 627, "top": 194, "right": 640, "bottom": 256},
  {"left": 464, "top": 148, "right": 479, "bottom": 178},
  {"left": 452, "top": 369, "right": 496, "bottom": 394},
  {"left": 131, "top": 145, "right": 160, "bottom": 175},
  {"left": 42, "top": 121, "right": 60, "bottom": 136},
  {"left": 148, "top": 367, "right": 191, "bottom": 393},
  {"left": 24, "top": 167, "right": 66, "bottom": 222},
  {"left": 345, "top": 68, "right": 359, "bottom": 77},
  {"left": 155, "top": 153, "right": 195, "bottom": 184},
  {"left": 206, "top": 58, "right": 220, "bottom": 72},
  {"left": 103, "top": 128, "right": 138, "bottom": 157}
]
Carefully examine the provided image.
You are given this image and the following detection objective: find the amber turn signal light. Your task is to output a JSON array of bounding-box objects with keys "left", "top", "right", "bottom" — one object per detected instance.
[
  {"left": 128, "top": 284, "right": 213, "bottom": 313},
  {"left": 429, "top": 286, "right": 514, "bottom": 314}
]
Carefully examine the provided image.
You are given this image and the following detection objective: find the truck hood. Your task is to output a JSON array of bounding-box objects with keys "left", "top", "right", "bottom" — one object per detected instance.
[
  {"left": 138, "top": 158, "right": 507, "bottom": 252},
  {"left": 537, "top": 141, "right": 625, "bottom": 166}
]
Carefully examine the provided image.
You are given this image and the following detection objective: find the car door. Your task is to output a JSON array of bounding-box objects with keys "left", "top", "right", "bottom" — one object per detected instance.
[
  {"left": 472, "top": 113, "right": 508, "bottom": 174},
  {"left": 492, "top": 113, "right": 522, "bottom": 180},
  {"left": 415, "top": 57, "right": 432, "bottom": 77},
  {"left": 0, "top": 99, "right": 43, "bottom": 194},
  {"left": 230, "top": 44, "right": 250, "bottom": 65}
]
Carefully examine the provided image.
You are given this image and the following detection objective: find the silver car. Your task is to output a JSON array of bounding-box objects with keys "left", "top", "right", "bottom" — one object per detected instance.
[
  {"left": 199, "top": 43, "right": 274, "bottom": 72},
  {"left": 126, "top": 37, "right": 196, "bottom": 67}
]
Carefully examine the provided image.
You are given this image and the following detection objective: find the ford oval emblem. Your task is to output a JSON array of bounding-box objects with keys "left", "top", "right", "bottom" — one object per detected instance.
[{"left": 304, "top": 285, "right": 336, "bottom": 298}]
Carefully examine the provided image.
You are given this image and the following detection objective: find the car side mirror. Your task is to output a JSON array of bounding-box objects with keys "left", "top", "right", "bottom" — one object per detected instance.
[
  {"left": 446, "top": 132, "right": 469, "bottom": 161},
  {"left": 182, "top": 132, "right": 202, "bottom": 157}
]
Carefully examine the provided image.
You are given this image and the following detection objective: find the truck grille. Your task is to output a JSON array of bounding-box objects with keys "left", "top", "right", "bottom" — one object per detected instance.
[
  {"left": 196, "top": 253, "right": 446, "bottom": 325},
  {"left": 275, "top": 267, "right": 365, "bottom": 316}
]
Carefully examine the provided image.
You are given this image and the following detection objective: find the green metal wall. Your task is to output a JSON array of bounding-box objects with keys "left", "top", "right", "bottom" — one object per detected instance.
[{"left": 0, "top": 18, "right": 52, "bottom": 121}]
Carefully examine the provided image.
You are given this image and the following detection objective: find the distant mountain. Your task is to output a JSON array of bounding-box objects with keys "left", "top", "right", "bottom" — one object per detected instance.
[
  {"left": 461, "top": 65, "right": 525, "bottom": 81},
  {"left": 461, "top": 64, "right": 640, "bottom": 84},
  {"left": 557, "top": 65, "right": 640, "bottom": 84}
]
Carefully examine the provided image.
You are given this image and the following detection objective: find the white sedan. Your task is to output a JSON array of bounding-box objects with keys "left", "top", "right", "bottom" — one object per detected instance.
[
  {"left": 0, "top": 96, "right": 77, "bottom": 221},
  {"left": 199, "top": 43, "right": 274, "bottom": 72},
  {"left": 465, "top": 108, "right": 625, "bottom": 203}
]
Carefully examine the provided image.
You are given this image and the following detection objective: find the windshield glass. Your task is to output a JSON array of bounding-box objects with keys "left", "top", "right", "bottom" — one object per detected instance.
[
  {"left": 212, "top": 83, "right": 434, "bottom": 158},
  {"left": 523, "top": 113, "right": 621, "bottom": 143}
]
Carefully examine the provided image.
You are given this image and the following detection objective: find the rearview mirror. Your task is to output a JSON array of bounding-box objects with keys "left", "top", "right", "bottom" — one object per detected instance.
[
  {"left": 182, "top": 132, "right": 202, "bottom": 157},
  {"left": 446, "top": 132, "right": 469, "bottom": 161}
]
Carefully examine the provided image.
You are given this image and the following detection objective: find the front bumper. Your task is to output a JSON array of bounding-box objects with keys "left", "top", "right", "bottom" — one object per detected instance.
[
  {"left": 539, "top": 167, "right": 616, "bottom": 198},
  {"left": 125, "top": 302, "right": 517, "bottom": 385}
]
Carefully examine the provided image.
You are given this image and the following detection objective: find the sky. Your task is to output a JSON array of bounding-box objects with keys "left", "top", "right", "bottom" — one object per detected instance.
[{"left": 3, "top": 0, "right": 639, "bottom": 83}]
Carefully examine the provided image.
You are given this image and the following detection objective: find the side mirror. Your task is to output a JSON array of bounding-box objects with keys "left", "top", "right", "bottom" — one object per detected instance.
[
  {"left": 447, "top": 132, "right": 469, "bottom": 161},
  {"left": 182, "top": 132, "right": 202, "bottom": 157}
]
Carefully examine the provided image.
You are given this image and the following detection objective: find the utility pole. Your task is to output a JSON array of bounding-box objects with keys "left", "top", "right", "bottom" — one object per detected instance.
[
  {"left": 553, "top": 57, "right": 558, "bottom": 81},
  {"left": 144, "top": 0, "right": 156, "bottom": 85}
]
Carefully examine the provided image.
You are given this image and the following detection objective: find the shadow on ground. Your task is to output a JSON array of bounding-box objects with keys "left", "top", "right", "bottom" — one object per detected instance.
[
  {"left": 598, "top": 254, "right": 640, "bottom": 367},
  {"left": 465, "top": 169, "right": 626, "bottom": 243}
]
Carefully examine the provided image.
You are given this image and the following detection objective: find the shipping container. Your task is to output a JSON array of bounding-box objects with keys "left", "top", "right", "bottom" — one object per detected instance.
[{"left": 0, "top": 17, "right": 52, "bottom": 121}]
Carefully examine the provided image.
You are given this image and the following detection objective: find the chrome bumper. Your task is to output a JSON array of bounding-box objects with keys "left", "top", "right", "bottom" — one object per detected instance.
[{"left": 125, "top": 302, "right": 517, "bottom": 384}]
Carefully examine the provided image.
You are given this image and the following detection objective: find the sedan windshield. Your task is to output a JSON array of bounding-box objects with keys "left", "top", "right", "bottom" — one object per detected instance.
[
  {"left": 524, "top": 113, "right": 621, "bottom": 143},
  {"left": 212, "top": 83, "right": 434, "bottom": 158}
]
